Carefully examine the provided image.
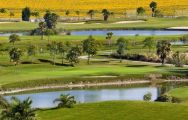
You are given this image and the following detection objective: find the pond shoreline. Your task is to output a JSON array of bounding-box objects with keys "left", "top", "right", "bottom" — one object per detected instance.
[{"left": 1, "top": 79, "right": 188, "bottom": 95}]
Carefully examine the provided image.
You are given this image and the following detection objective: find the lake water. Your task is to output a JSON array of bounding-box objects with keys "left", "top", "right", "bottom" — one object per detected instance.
[
  {"left": 0, "top": 32, "right": 28, "bottom": 36},
  {"left": 4, "top": 83, "right": 180, "bottom": 108},
  {"left": 71, "top": 30, "right": 188, "bottom": 36},
  {"left": 1, "top": 30, "right": 188, "bottom": 37}
]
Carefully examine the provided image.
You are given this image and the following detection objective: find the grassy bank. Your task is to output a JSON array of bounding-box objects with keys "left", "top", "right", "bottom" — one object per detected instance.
[
  {"left": 0, "top": 59, "right": 187, "bottom": 90},
  {"left": 169, "top": 87, "right": 188, "bottom": 105},
  {"left": 37, "top": 101, "right": 188, "bottom": 120},
  {"left": 0, "top": 18, "right": 188, "bottom": 32}
]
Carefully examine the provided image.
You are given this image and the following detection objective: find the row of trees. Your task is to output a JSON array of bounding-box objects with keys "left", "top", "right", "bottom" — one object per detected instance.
[
  {"left": 8, "top": 32, "right": 185, "bottom": 67},
  {"left": 8, "top": 35, "right": 98, "bottom": 66},
  {"left": 137, "top": 1, "right": 163, "bottom": 17},
  {"left": 17, "top": 1, "right": 160, "bottom": 22}
]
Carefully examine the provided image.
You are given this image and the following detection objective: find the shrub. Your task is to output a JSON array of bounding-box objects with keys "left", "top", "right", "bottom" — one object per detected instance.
[
  {"left": 143, "top": 92, "right": 152, "bottom": 101},
  {"left": 155, "top": 94, "right": 172, "bottom": 102},
  {"left": 155, "top": 94, "right": 182, "bottom": 103}
]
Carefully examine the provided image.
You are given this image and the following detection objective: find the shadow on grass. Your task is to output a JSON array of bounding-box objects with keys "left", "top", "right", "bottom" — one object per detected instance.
[
  {"left": 169, "top": 69, "right": 188, "bottom": 76},
  {"left": 38, "top": 59, "right": 72, "bottom": 67},
  {"left": 126, "top": 65, "right": 148, "bottom": 67}
]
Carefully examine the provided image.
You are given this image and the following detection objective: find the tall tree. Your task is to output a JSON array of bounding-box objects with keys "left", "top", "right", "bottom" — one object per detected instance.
[
  {"left": 106, "top": 32, "right": 113, "bottom": 54},
  {"left": 53, "top": 94, "right": 76, "bottom": 108},
  {"left": 22, "top": 7, "right": 31, "bottom": 21},
  {"left": 75, "top": 10, "right": 80, "bottom": 20},
  {"left": 66, "top": 46, "right": 82, "bottom": 66},
  {"left": 137, "top": 7, "right": 146, "bottom": 16},
  {"left": 156, "top": 40, "right": 171, "bottom": 65},
  {"left": 44, "top": 11, "right": 59, "bottom": 29},
  {"left": 172, "top": 51, "right": 186, "bottom": 67},
  {"left": 87, "top": 10, "right": 95, "bottom": 19},
  {"left": 1, "top": 97, "right": 36, "bottom": 120},
  {"left": 47, "top": 41, "right": 59, "bottom": 65},
  {"left": 27, "top": 44, "right": 36, "bottom": 63},
  {"left": 9, "top": 48, "right": 22, "bottom": 65},
  {"left": 45, "top": 29, "right": 55, "bottom": 43},
  {"left": 9, "top": 11, "right": 15, "bottom": 20},
  {"left": 150, "top": 1, "right": 157, "bottom": 17},
  {"left": 39, "top": 22, "right": 46, "bottom": 40},
  {"left": 143, "top": 37, "right": 156, "bottom": 52},
  {"left": 83, "top": 36, "right": 98, "bottom": 64},
  {"left": 102, "top": 9, "right": 110, "bottom": 21},
  {"left": 57, "top": 42, "right": 67, "bottom": 65},
  {"left": 116, "top": 37, "right": 127, "bottom": 63},
  {"left": 9, "top": 34, "right": 20, "bottom": 46}
]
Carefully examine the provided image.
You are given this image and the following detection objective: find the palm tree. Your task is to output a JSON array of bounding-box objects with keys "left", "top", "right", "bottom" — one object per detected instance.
[
  {"left": 53, "top": 94, "right": 76, "bottom": 108},
  {"left": 1, "top": 97, "right": 36, "bottom": 120},
  {"left": 156, "top": 40, "right": 171, "bottom": 65},
  {"left": 150, "top": 1, "right": 157, "bottom": 17},
  {"left": 106, "top": 32, "right": 113, "bottom": 55},
  {"left": 39, "top": 22, "right": 46, "bottom": 40},
  {"left": 0, "top": 95, "right": 9, "bottom": 109},
  {"left": 102, "top": 9, "right": 110, "bottom": 21},
  {"left": 9, "top": 34, "right": 20, "bottom": 46},
  {"left": 87, "top": 10, "right": 95, "bottom": 19}
]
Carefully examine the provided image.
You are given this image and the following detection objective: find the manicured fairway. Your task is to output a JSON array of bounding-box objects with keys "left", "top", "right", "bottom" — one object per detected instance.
[
  {"left": 37, "top": 101, "right": 188, "bottom": 120},
  {"left": 0, "top": 18, "right": 188, "bottom": 32}
]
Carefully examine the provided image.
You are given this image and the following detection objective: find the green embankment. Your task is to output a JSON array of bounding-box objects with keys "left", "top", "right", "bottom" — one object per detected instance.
[{"left": 37, "top": 101, "right": 188, "bottom": 120}]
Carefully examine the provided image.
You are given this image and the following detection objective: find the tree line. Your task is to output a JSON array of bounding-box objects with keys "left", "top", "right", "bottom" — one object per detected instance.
[{"left": 0, "top": 1, "right": 163, "bottom": 22}]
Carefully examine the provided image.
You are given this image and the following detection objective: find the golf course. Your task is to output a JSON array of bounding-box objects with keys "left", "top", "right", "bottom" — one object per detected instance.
[{"left": 0, "top": 1, "right": 188, "bottom": 120}]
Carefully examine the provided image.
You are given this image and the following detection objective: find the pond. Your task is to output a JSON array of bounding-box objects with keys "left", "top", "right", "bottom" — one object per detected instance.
[
  {"left": 1, "top": 30, "right": 188, "bottom": 37},
  {"left": 4, "top": 82, "right": 185, "bottom": 108},
  {"left": 71, "top": 30, "right": 188, "bottom": 36},
  {"left": 0, "top": 32, "right": 28, "bottom": 36}
]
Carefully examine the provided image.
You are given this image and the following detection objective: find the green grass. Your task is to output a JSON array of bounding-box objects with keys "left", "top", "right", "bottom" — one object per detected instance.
[
  {"left": 37, "top": 101, "right": 188, "bottom": 120},
  {"left": 0, "top": 33, "right": 187, "bottom": 89},
  {"left": 1, "top": 17, "right": 188, "bottom": 32},
  {"left": 169, "top": 87, "right": 188, "bottom": 102}
]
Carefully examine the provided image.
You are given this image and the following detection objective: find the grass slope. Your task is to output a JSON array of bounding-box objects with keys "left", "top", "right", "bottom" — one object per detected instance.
[
  {"left": 169, "top": 87, "right": 188, "bottom": 103},
  {"left": 38, "top": 101, "right": 188, "bottom": 120}
]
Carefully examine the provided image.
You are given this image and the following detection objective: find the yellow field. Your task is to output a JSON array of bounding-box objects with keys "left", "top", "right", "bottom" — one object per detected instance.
[{"left": 0, "top": 0, "right": 188, "bottom": 17}]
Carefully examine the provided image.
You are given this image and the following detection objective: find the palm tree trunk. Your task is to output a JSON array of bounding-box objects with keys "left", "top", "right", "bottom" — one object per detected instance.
[
  {"left": 87, "top": 54, "right": 90, "bottom": 64},
  {"left": 162, "top": 58, "right": 165, "bottom": 65},
  {"left": 62, "top": 53, "right": 65, "bottom": 65}
]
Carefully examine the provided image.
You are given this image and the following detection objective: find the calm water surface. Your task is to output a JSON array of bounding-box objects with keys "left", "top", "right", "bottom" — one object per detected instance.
[
  {"left": 4, "top": 85, "right": 170, "bottom": 108},
  {"left": 71, "top": 30, "right": 188, "bottom": 36}
]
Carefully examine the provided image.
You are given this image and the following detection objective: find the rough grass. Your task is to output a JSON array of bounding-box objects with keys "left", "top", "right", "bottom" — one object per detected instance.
[{"left": 37, "top": 101, "right": 188, "bottom": 120}]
